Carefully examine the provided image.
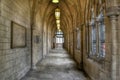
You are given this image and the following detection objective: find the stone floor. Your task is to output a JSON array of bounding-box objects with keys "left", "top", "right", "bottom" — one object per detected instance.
[{"left": 21, "top": 49, "right": 89, "bottom": 80}]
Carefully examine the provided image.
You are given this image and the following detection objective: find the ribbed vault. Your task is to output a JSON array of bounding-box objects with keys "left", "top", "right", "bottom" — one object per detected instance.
[
  {"left": 30, "top": 0, "right": 84, "bottom": 33},
  {"left": 30, "top": 0, "right": 85, "bottom": 50}
]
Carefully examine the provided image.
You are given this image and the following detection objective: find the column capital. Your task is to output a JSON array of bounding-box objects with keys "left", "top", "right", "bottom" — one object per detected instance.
[{"left": 106, "top": 6, "right": 119, "bottom": 17}]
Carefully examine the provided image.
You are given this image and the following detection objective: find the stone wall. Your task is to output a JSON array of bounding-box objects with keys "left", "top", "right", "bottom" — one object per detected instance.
[
  {"left": 117, "top": 14, "right": 120, "bottom": 80},
  {"left": 74, "top": 50, "right": 82, "bottom": 69},
  {"left": 0, "top": 0, "right": 31, "bottom": 80},
  {"left": 32, "top": 11, "right": 43, "bottom": 68}
]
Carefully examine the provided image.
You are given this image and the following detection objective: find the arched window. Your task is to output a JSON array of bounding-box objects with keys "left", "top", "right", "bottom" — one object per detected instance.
[
  {"left": 89, "top": 8, "right": 97, "bottom": 57},
  {"left": 88, "top": 1, "right": 106, "bottom": 60},
  {"left": 97, "top": 7, "right": 105, "bottom": 58},
  {"left": 91, "top": 23, "right": 97, "bottom": 56}
]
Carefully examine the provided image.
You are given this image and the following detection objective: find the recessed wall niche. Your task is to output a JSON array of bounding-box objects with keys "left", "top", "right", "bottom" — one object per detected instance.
[
  {"left": 11, "top": 21, "right": 26, "bottom": 48},
  {"left": 76, "top": 29, "right": 81, "bottom": 50}
]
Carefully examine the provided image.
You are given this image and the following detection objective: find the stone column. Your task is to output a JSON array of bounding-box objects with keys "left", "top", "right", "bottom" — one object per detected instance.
[{"left": 107, "top": 6, "right": 119, "bottom": 80}]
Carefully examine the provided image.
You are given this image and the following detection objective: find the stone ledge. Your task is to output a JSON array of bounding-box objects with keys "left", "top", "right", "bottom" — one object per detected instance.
[{"left": 106, "top": 6, "right": 120, "bottom": 17}]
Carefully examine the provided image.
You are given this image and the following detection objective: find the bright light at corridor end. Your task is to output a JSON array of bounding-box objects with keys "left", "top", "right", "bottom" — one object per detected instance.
[
  {"left": 52, "top": 0, "right": 59, "bottom": 3},
  {"left": 55, "top": 8, "right": 60, "bottom": 20}
]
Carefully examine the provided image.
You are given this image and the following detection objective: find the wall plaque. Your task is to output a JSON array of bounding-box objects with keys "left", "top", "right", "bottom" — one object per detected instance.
[{"left": 11, "top": 22, "right": 26, "bottom": 48}]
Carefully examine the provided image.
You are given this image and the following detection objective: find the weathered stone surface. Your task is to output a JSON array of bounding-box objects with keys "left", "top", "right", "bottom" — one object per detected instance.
[
  {"left": 0, "top": 0, "right": 31, "bottom": 80},
  {"left": 21, "top": 49, "right": 89, "bottom": 80}
]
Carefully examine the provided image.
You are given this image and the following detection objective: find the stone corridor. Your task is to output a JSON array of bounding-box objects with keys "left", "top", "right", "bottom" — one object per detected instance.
[
  {"left": 0, "top": 0, "right": 120, "bottom": 80},
  {"left": 21, "top": 49, "right": 89, "bottom": 80}
]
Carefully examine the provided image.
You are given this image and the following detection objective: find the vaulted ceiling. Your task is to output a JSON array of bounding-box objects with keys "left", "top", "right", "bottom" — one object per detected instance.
[
  {"left": 30, "top": 0, "right": 87, "bottom": 34},
  {"left": 30, "top": 0, "right": 118, "bottom": 37}
]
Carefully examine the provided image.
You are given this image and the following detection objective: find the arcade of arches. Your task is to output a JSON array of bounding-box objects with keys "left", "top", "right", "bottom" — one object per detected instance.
[{"left": 0, "top": 0, "right": 120, "bottom": 80}]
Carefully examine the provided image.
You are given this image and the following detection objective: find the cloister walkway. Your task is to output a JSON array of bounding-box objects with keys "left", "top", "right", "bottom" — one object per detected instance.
[{"left": 21, "top": 49, "right": 89, "bottom": 80}]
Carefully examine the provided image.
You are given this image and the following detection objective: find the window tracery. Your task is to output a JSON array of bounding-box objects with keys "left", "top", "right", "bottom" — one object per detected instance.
[{"left": 88, "top": 0, "right": 106, "bottom": 60}]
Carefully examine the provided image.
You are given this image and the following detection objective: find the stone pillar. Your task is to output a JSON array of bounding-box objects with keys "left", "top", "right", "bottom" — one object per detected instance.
[{"left": 107, "top": 6, "right": 119, "bottom": 80}]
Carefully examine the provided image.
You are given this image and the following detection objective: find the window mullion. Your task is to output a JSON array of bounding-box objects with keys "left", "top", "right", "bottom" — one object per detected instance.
[
  {"left": 89, "top": 25, "right": 92, "bottom": 57},
  {"left": 96, "top": 22, "right": 99, "bottom": 58}
]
